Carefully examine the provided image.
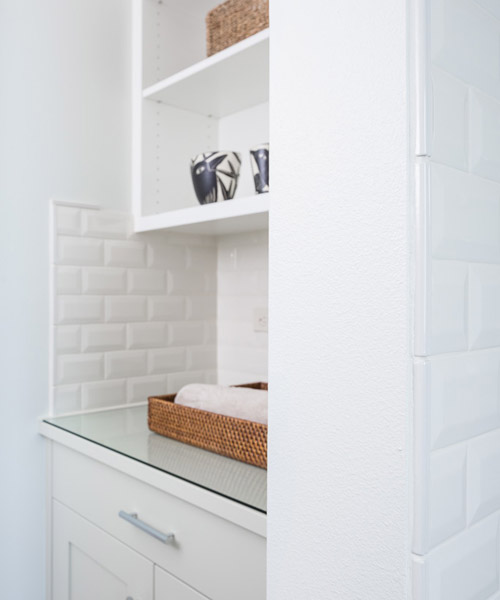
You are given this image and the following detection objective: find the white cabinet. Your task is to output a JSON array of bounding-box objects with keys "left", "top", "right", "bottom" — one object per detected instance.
[
  {"left": 155, "top": 566, "right": 208, "bottom": 600},
  {"left": 52, "top": 500, "right": 153, "bottom": 600},
  {"left": 46, "top": 439, "right": 266, "bottom": 600},
  {"left": 132, "top": 0, "right": 270, "bottom": 235}
]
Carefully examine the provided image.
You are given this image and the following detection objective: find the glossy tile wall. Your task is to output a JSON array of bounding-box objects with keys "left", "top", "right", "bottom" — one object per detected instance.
[
  {"left": 217, "top": 231, "right": 269, "bottom": 385},
  {"left": 51, "top": 204, "right": 217, "bottom": 414},
  {"left": 413, "top": 1, "right": 500, "bottom": 597}
]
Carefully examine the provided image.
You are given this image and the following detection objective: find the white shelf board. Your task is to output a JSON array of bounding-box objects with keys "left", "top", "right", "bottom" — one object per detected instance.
[
  {"left": 135, "top": 194, "right": 269, "bottom": 235},
  {"left": 143, "top": 30, "right": 269, "bottom": 118}
]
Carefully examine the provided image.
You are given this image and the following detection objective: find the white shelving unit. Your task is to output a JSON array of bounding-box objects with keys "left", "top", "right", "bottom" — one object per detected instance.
[{"left": 132, "top": 0, "right": 270, "bottom": 235}]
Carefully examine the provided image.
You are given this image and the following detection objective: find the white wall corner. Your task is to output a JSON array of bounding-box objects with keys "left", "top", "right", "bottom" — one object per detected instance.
[
  {"left": 413, "top": 0, "right": 432, "bottom": 157},
  {"left": 414, "top": 159, "right": 430, "bottom": 357}
]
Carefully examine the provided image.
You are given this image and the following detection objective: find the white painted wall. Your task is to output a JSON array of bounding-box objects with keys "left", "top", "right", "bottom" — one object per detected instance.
[
  {"left": 268, "top": 1, "right": 410, "bottom": 598},
  {"left": 0, "top": 1, "right": 131, "bottom": 597}
]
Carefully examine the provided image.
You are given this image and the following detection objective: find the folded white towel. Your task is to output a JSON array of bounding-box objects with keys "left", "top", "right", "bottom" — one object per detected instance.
[{"left": 175, "top": 384, "right": 268, "bottom": 425}]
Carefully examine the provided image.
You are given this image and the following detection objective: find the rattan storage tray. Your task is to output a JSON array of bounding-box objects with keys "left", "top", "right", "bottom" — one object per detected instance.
[
  {"left": 206, "top": 0, "right": 269, "bottom": 57},
  {"left": 148, "top": 383, "right": 268, "bottom": 469}
]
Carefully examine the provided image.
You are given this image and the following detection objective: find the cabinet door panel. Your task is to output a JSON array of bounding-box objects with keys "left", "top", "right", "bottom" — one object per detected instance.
[
  {"left": 53, "top": 500, "right": 153, "bottom": 600},
  {"left": 155, "top": 566, "right": 208, "bottom": 600}
]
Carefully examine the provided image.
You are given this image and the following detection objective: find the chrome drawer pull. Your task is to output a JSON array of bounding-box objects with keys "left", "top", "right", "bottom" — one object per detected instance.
[{"left": 118, "top": 510, "right": 175, "bottom": 544}]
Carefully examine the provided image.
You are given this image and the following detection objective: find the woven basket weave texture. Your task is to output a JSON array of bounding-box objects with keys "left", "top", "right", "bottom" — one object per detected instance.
[
  {"left": 206, "top": 0, "right": 269, "bottom": 56},
  {"left": 148, "top": 383, "right": 268, "bottom": 469}
]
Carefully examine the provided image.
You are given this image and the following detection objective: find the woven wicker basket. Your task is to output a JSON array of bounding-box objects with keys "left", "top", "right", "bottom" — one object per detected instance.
[
  {"left": 148, "top": 382, "right": 268, "bottom": 469},
  {"left": 206, "top": 0, "right": 269, "bottom": 57}
]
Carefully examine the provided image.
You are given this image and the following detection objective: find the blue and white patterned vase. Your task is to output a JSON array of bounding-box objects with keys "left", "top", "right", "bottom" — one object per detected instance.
[
  {"left": 190, "top": 151, "right": 241, "bottom": 205},
  {"left": 250, "top": 143, "right": 269, "bottom": 194}
]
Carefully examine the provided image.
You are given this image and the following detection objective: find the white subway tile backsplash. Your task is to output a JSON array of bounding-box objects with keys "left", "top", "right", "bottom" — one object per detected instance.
[
  {"left": 470, "top": 89, "right": 500, "bottom": 184},
  {"left": 127, "top": 322, "right": 167, "bottom": 349},
  {"left": 55, "top": 267, "right": 82, "bottom": 294},
  {"left": 148, "top": 296, "right": 185, "bottom": 321},
  {"left": 431, "top": 165, "right": 500, "bottom": 263},
  {"left": 187, "top": 346, "right": 217, "bottom": 370},
  {"left": 168, "top": 321, "right": 206, "bottom": 346},
  {"left": 82, "top": 379, "right": 126, "bottom": 409},
  {"left": 421, "top": 515, "right": 499, "bottom": 600},
  {"left": 82, "top": 210, "right": 130, "bottom": 239},
  {"left": 468, "top": 430, "right": 500, "bottom": 523},
  {"left": 426, "top": 446, "right": 467, "bottom": 551},
  {"left": 186, "top": 296, "right": 216, "bottom": 320},
  {"left": 127, "top": 375, "right": 168, "bottom": 403},
  {"left": 55, "top": 206, "right": 81, "bottom": 236},
  {"left": 148, "top": 348, "right": 186, "bottom": 375},
  {"left": 105, "top": 296, "right": 147, "bottom": 323},
  {"left": 105, "top": 240, "right": 147, "bottom": 268},
  {"left": 127, "top": 269, "right": 166, "bottom": 294},
  {"left": 470, "top": 264, "right": 500, "bottom": 349},
  {"left": 82, "top": 267, "right": 127, "bottom": 295},
  {"left": 431, "top": 0, "right": 500, "bottom": 102},
  {"left": 57, "top": 296, "right": 104, "bottom": 325},
  {"left": 56, "top": 236, "right": 103, "bottom": 266},
  {"left": 57, "top": 353, "right": 104, "bottom": 385},
  {"left": 218, "top": 345, "right": 268, "bottom": 377},
  {"left": 81, "top": 324, "right": 126, "bottom": 352},
  {"left": 421, "top": 352, "right": 500, "bottom": 450},
  {"left": 168, "top": 270, "right": 208, "bottom": 294},
  {"left": 105, "top": 350, "right": 147, "bottom": 379},
  {"left": 53, "top": 384, "right": 81, "bottom": 414},
  {"left": 55, "top": 326, "right": 81, "bottom": 355},
  {"left": 186, "top": 245, "right": 217, "bottom": 270},
  {"left": 431, "top": 68, "right": 468, "bottom": 170},
  {"left": 426, "top": 261, "right": 468, "bottom": 355},
  {"left": 147, "top": 237, "right": 186, "bottom": 269}
]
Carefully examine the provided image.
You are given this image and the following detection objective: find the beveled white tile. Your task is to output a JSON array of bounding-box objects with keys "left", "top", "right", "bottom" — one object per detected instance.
[
  {"left": 105, "top": 296, "right": 147, "bottom": 323},
  {"left": 105, "top": 350, "right": 147, "bottom": 379},
  {"left": 55, "top": 267, "right": 81, "bottom": 294},
  {"left": 127, "top": 322, "right": 167, "bottom": 349},
  {"left": 218, "top": 345, "right": 268, "bottom": 376},
  {"left": 469, "top": 264, "right": 500, "bottom": 349},
  {"left": 55, "top": 206, "right": 81, "bottom": 236},
  {"left": 82, "top": 268, "right": 127, "bottom": 295},
  {"left": 148, "top": 348, "right": 186, "bottom": 375},
  {"left": 431, "top": 68, "right": 468, "bottom": 170},
  {"left": 470, "top": 89, "right": 500, "bottom": 184},
  {"left": 469, "top": 430, "right": 500, "bottom": 523},
  {"left": 187, "top": 346, "right": 217, "bottom": 370},
  {"left": 420, "top": 515, "right": 499, "bottom": 600},
  {"left": 53, "top": 384, "right": 81, "bottom": 415},
  {"left": 81, "top": 324, "right": 126, "bottom": 352},
  {"left": 431, "top": 164, "right": 500, "bottom": 263},
  {"left": 104, "top": 239, "right": 147, "bottom": 268},
  {"left": 426, "top": 261, "right": 468, "bottom": 354},
  {"left": 82, "top": 210, "right": 131, "bottom": 239},
  {"left": 127, "top": 269, "right": 166, "bottom": 294},
  {"left": 432, "top": 0, "right": 500, "bottom": 101},
  {"left": 146, "top": 237, "right": 186, "bottom": 269},
  {"left": 167, "top": 270, "right": 207, "bottom": 294},
  {"left": 82, "top": 379, "right": 126, "bottom": 409},
  {"left": 55, "top": 325, "right": 81, "bottom": 354},
  {"left": 186, "top": 245, "right": 217, "bottom": 270},
  {"left": 56, "top": 353, "right": 104, "bottom": 384},
  {"left": 185, "top": 296, "right": 216, "bottom": 320},
  {"left": 418, "top": 352, "right": 500, "bottom": 450},
  {"left": 148, "top": 296, "right": 185, "bottom": 321},
  {"left": 425, "top": 446, "right": 467, "bottom": 552},
  {"left": 168, "top": 321, "right": 205, "bottom": 346},
  {"left": 57, "top": 296, "right": 104, "bottom": 325},
  {"left": 56, "top": 236, "right": 103, "bottom": 266},
  {"left": 127, "top": 375, "right": 168, "bottom": 403}
]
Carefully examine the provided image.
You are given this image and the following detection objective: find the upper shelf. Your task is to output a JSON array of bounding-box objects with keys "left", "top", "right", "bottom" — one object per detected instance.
[
  {"left": 135, "top": 194, "right": 269, "bottom": 236},
  {"left": 143, "top": 29, "right": 269, "bottom": 118}
]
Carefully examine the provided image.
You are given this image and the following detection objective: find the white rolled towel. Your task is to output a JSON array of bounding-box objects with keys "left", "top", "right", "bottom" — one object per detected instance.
[{"left": 175, "top": 384, "right": 268, "bottom": 425}]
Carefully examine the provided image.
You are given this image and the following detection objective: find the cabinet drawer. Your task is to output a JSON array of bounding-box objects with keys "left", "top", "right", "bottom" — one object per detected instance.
[{"left": 52, "top": 443, "right": 266, "bottom": 600}]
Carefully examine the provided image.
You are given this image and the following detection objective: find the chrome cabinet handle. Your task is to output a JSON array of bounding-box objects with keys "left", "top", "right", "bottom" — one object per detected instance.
[{"left": 119, "top": 510, "right": 175, "bottom": 544}]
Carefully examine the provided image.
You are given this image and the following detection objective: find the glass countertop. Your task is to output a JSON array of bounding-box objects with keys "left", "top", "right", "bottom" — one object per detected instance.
[{"left": 43, "top": 405, "right": 266, "bottom": 513}]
